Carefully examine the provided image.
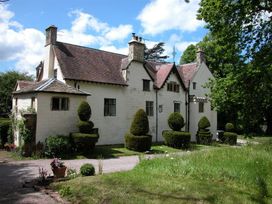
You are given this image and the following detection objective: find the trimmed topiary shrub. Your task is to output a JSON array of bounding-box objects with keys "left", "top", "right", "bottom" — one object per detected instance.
[
  {"left": 71, "top": 133, "right": 99, "bottom": 152},
  {"left": 197, "top": 117, "right": 212, "bottom": 145},
  {"left": 0, "top": 118, "right": 11, "bottom": 148},
  {"left": 225, "top": 123, "right": 235, "bottom": 132},
  {"left": 130, "top": 109, "right": 149, "bottom": 136},
  {"left": 198, "top": 116, "right": 211, "bottom": 130},
  {"left": 162, "top": 130, "right": 191, "bottom": 149},
  {"left": 125, "top": 133, "right": 152, "bottom": 152},
  {"left": 168, "top": 112, "right": 185, "bottom": 131},
  {"left": 80, "top": 163, "right": 95, "bottom": 176},
  {"left": 223, "top": 132, "right": 237, "bottom": 145},
  {"left": 196, "top": 130, "right": 212, "bottom": 145},
  {"left": 78, "top": 101, "right": 92, "bottom": 121},
  {"left": 45, "top": 135, "right": 72, "bottom": 157},
  {"left": 77, "top": 121, "right": 94, "bottom": 134}
]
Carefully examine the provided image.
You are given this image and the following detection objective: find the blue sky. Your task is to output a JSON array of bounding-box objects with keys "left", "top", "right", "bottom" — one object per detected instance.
[{"left": 0, "top": 0, "right": 207, "bottom": 75}]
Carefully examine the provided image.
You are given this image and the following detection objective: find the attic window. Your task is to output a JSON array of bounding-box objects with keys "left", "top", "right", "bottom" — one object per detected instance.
[
  {"left": 143, "top": 79, "right": 150, "bottom": 91},
  {"left": 193, "top": 82, "right": 196, "bottom": 90},
  {"left": 167, "top": 81, "right": 179, "bottom": 93}
]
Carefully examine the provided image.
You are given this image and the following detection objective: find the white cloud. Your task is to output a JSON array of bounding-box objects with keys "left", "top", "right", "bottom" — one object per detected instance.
[
  {"left": 0, "top": 4, "right": 45, "bottom": 74},
  {"left": 99, "top": 45, "right": 128, "bottom": 55},
  {"left": 105, "top": 24, "right": 133, "bottom": 41},
  {"left": 137, "top": 0, "right": 204, "bottom": 35}
]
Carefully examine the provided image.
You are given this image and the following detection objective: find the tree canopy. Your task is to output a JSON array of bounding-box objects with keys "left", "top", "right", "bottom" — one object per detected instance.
[
  {"left": 179, "top": 44, "right": 196, "bottom": 64},
  {"left": 195, "top": 0, "right": 272, "bottom": 135},
  {"left": 144, "top": 42, "right": 168, "bottom": 62},
  {"left": 0, "top": 71, "right": 33, "bottom": 116}
]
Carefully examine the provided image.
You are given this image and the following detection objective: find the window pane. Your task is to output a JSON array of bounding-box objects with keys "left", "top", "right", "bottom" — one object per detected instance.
[
  {"left": 146, "top": 101, "right": 154, "bottom": 116},
  {"left": 104, "top": 98, "right": 116, "bottom": 116},
  {"left": 61, "top": 98, "right": 69, "bottom": 110},
  {"left": 199, "top": 102, "right": 204, "bottom": 113},
  {"left": 143, "top": 80, "right": 150, "bottom": 91},
  {"left": 52, "top": 98, "right": 60, "bottom": 110},
  {"left": 174, "top": 102, "right": 180, "bottom": 112}
]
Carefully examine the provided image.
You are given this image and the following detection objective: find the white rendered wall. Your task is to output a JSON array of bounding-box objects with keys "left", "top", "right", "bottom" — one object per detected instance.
[
  {"left": 157, "top": 72, "right": 186, "bottom": 141},
  {"left": 35, "top": 93, "right": 87, "bottom": 143},
  {"left": 189, "top": 63, "right": 217, "bottom": 140}
]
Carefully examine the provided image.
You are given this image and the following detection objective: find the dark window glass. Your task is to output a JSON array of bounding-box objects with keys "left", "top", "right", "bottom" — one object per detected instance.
[
  {"left": 174, "top": 102, "right": 180, "bottom": 112},
  {"left": 193, "top": 82, "right": 196, "bottom": 90},
  {"left": 146, "top": 101, "right": 154, "bottom": 116},
  {"left": 51, "top": 97, "right": 69, "bottom": 111},
  {"left": 104, "top": 98, "right": 116, "bottom": 116},
  {"left": 143, "top": 79, "right": 150, "bottom": 91},
  {"left": 199, "top": 102, "right": 204, "bottom": 113}
]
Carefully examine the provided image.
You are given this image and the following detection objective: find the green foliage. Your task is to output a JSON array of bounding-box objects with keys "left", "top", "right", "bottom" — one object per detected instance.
[
  {"left": 80, "top": 163, "right": 95, "bottom": 176},
  {"left": 77, "top": 121, "right": 94, "bottom": 134},
  {"left": 168, "top": 112, "right": 185, "bottom": 131},
  {"left": 18, "top": 119, "right": 32, "bottom": 144},
  {"left": 77, "top": 101, "right": 92, "bottom": 121},
  {"left": 198, "top": 116, "right": 210, "bottom": 130},
  {"left": 162, "top": 130, "right": 191, "bottom": 149},
  {"left": 130, "top": 109, "right": 149, "bottom": 136},
  {"left": 144, "top": 42, "right": 168, "bottom": 62},
  {"left": 225, "top": 123, "right": 235, "bottom": 132},
  {"left": 125, "top": 133, "right": 152, "bottom": 152},
  {"left": 71, "top": 133, "right": 99, "bottom": 152},
  {"left": 0, "top": 118, "right": 11, "bottom": 147},
  {"left": 45, "top": 135, "right": 72, "bottom": 157},
  {"left": 196, "top": 130, "right": 212, "bottom": 145},
  {"left": 179, "top": 44, "right": 196, "bottom": 64},
  {"left": 0, "top": 71, "right": 33, "bottom": 115},
  {"left": 223, "top": 132, "right": 237, "bottom": 145}
]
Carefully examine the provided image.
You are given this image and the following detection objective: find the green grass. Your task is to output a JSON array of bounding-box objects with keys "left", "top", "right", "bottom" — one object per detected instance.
[{"left": 52, "top": 139, "right": 272, "bottom": 204}]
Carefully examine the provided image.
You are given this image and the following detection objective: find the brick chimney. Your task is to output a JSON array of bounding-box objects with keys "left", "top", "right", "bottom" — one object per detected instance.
[
  {"left": 196, "top": 47, "right": 205, "bottom": 66},
  {"left": 128, "top": 33, "right": 145, "bottom": 63},
  {"left": 42, "top": 25, "right": 57, "bottom": 80}
]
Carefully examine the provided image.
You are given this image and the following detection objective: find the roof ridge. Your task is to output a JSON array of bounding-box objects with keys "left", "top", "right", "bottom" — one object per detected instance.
[{"left": 57, "top": 41, "right": 128, "bottom": 57}]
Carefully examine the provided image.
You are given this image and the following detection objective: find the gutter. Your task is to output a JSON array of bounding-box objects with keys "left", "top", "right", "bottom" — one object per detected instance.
[
  {"left": 155, "top": 89, "right": 158, "bottom": 142},
  {"left": 186, "top": 81, "right": 190, "bottom": 132}
]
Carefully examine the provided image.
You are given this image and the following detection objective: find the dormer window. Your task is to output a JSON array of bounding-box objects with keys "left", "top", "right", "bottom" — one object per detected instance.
[
  {"left": 143, "top": 79, "right": 150, "bottom": 91},
  {"left": 167, "top": 81, "right": 179, "bottom": 93}
]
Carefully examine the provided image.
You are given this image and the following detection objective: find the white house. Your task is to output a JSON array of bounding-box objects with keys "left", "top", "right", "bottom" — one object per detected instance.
[{"left": 12, "top": 25, "right": 217, "bottom": 146}]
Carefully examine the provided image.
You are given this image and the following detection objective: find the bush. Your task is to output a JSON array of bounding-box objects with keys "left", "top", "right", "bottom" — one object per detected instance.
[
  {"left": 196, "top": 130, "right": 213, "bottom": 145},
  {"left": 78, "top": 101, "right": 92, "bottom": 121},
  {"left": 223, "top": 132, "right": 237, "bottom": 145},
  {"left": 162, "top": 130, "right": 191, "bottom": 149},
  {"left": 198, "top": 116, "right": 211, "bottom": 130},
  {"left": 71, "top": 133, "right": 99, "bottom": 152},
  {"left": 80, "top": 163, "right": 95, "bottom": 176},
  {"left": 77, "top": 121, "right": 94, "bottom": 133},
  {"left": 130, "top": 109, "right": 149, "bottom": 136},
  {"left": 168, "top": 112, "right": 185, "bottom": 131},
  {"left": 125, "top": 133, "right": 152, "bottom": 152},
  {"left": 45, "top": 135, "right": 72, "bottom": 157},
  {"left": 0, "top": 118, "right": 11, "bottom": 147},
  {"left": 225, "top": 123, "right": 235, "bottom": 132}
]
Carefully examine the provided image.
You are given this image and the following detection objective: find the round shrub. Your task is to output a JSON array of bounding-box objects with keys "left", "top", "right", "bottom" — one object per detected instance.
[
  {"left": 225, "top": 123, "right": 235, "bottom": 132},
  {"left": 77, "top": 121, "right": 94, "bottom": 133},
  {"left": 71, "top": 133, "right": 99, "bottom": 152},
  {"left": 162, "top": 130, "right": 191, "bottom": 149},
  {"left": 80, "top": 163, "right": 95, "bottom": 176},
  {"left": 168, "top": 112, "right": 185, "bottom": 131},
  {"left": 78, "top": 101, "right": 92, "bottom": 121},
  {"left": 125, "top": 133, "right": 152, "bottom": 152},
  {"left": 223, "top": 132, "right": 237, "bottom": 145},
  {"left": 130, "top": 109, "right": 149, "bottom": 136},
  {"left": 45, "top": 135, "right": 72, "bottom": 157},
  {"left": 198, "top": 116, "right": 211, "bottom": 130}
]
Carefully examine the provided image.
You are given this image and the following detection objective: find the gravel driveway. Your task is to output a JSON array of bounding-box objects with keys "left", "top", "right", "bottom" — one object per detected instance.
[{"left": 0, "top": 155, "right": 140, "bottom": 203}]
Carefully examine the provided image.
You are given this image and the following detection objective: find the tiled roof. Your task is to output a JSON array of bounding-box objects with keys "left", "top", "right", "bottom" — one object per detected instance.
[
  {"left": 177, "top": 63, "right": 198, "bottom": 88},
  {"left": 153, "top": 63, "right": 173, "bottom": 88},
  {"left": 16, "top": 81, "right": 36, "bottom": 90},
  {"left": 13, "top": 78, "right": 89, "bottom": 95},
  {"left": 54, "top": 42, "right": 128, "bottom": 86}
]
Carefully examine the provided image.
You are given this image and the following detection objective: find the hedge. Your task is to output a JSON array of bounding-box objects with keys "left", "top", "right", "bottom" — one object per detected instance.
[
  {"left": 223, "top": 132, "right": 237, "bottom": 145},
  {"left": 162, "top": 130, "right": 191, "bottom": 149},
  {"left": 71, "top": 133, "right": 99, "bottom": 152},
  {"left": 77, "top": 121, "right": 94, "bottom": 134},
  {"left": 196, "top": 130, "right": 213, "bottom": 145},
  {"left": 125, "top": 133, "right": 152, "bottom": 152},
  {"left": 0, "top": 118, "right": 11, "bottom": 148}
]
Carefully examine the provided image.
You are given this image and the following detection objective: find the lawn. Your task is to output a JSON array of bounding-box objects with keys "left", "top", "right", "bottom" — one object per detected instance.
[{"left": 52, "top": 138, "right": 272, "bottom": 204}]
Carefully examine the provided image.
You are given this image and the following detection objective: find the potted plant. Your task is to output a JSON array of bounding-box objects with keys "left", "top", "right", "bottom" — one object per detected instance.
[{"left": 50, "top": 158, "right": 66, "bottom": 178}]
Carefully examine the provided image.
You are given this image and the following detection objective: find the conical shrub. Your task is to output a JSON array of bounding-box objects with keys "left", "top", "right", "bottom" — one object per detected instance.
[
  {"left": 130, "top": 109, "right": 149, "bottom": 136},
  {"left": 198, "top": 116, "right": 210, "bottom": 130}
]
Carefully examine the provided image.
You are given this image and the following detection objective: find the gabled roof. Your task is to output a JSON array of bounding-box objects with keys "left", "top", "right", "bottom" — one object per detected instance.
[
  {"left": 177, "top": 63, "right": 198, "bottom": 88},
  {"left": 54, "top": 42, "right": 128, "bottom": 86},
  {"left": 15, "top": 81, "right": 36, "bottom": 91},
  {"left": 13, "top": 78, "right": 90, "bottom": 95}
]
